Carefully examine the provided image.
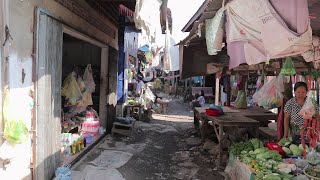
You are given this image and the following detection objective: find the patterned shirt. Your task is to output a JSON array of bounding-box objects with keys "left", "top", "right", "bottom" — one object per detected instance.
[
  {"left": 284, "top": 97, "right": 318, "bottom": 136},
  {"left": 284, "top": 98, "right": 304, "bottom": 136}
]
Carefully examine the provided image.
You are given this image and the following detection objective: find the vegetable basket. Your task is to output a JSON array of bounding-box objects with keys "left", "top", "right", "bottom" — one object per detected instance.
[{"left": 304, "top": 170, "right": 320, "bottom": 180}]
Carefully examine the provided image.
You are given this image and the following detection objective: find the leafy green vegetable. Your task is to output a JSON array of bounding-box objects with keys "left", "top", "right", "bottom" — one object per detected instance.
[
  {"left": 289, "top": 144, "right": 302, "bottom": 156},
  {"left": 278, "top": 172, "right": 294, "bottom": 179},
  {"left": 278, "top": 138, "right": 291, "bottom": 147},
  {"left": 256, "top": 150, "right": 282, "bottom": 162},
  {"left": 282, "top": 147, "right": 292, "bottom": 156},
  {"left": 250, "top": 138, "right": 264, "bottom": 150},
  {"left": 229, "top": 140, "right": 254, "bottom": 156},
  {"left": 299, "top": 144, "right": 308, "bottom": 150},
  {"left": 264, "top": 174, "right": 281, "bottom": 180},
  {"left": 289, "top": 144, "right": 298, "bottom": 151},
  {"left": 253, "top": 147, "right": 268, "bottom": 155}
]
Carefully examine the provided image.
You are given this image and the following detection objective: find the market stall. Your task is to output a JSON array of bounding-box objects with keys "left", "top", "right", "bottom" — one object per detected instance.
[
  {"left": 194, "top": 106, "right": 270, "bottom": 166},
  {"left": 225, "top": 137, "right": 320, "bottom": 180},
  {"left": 59, "top": 34, "right": 105, "bottom": 165}
]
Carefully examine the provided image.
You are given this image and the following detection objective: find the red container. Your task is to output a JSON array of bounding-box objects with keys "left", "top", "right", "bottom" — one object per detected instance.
[
  {"left": 266, "top": 142, "right": 285, "bottom": 157},
  {"left": 205, "top": 109, "right": 220, "bottom": 116}
]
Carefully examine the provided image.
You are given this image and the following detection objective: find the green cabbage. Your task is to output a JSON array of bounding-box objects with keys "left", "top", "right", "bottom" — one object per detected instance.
[
  {"left": 282, "top": 147, "right": 292, "bottom": 156},
  {"left": 299, "top": 144, "right": 308, "bottom": 150},
  {"left": 289, "top": 144, "right": 298, "bottom": 151},
  {"left": 292, "top": 148, "right": 303, "bottom": 156},
  {"left": 278, "top": 138, "right": 291, "bottom": 147}
]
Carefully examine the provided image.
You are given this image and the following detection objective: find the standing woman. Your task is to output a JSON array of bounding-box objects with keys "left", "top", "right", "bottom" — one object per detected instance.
[{"left": 283, "top": 82, "right": 311, "bottom": 143}]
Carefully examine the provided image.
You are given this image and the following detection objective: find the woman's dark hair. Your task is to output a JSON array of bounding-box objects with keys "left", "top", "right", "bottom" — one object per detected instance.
[
  {"left": 294, "top": 82, "right": 308, "bottom": 91},
  {"left": 200, "top": 90, "right": 204, "bottom": 97}
]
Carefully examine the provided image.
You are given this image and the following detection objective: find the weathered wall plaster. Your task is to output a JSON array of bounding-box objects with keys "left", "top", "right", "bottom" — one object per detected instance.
[{"left": 0, "top": 0, "right": 119, "bottom": 179}]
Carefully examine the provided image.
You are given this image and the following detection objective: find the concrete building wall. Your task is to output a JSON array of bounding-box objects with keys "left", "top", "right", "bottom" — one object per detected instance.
[{"left": 0, "top": 0, "right": 118, "bottom": 179}]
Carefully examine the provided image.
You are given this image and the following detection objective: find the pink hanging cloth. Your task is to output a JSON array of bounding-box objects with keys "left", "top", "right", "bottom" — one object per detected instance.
[{"left": 277, "top": 105, "right": 284, "bottom": 140}]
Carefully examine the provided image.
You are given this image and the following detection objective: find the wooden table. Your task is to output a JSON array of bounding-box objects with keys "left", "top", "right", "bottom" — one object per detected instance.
[{"left": 194, "top": 106, "right": 275, "bottom": 166}]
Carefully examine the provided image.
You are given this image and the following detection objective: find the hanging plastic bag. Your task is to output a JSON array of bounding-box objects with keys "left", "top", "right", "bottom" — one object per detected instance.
[
  {"left": 235, "top": 90, "right": 247, "bottom": 109},
  {"left": 3, "top": 89, "right": 29, "bottom": 145},
  {"left": 280, "top": 57, "right": 296, "bottom": 76},
  {"left": 61, "top": 72, "right": 82, "bottom": 105},
  {"left": 255, "top": 76, "right": 264, "bottom": 91},
  {"left": 299, "top": 91, "right": 317, "bottom": 119},
  {"left": 145, "top": 87, "right": 156, "bottom": 102},
  {"left": 154, "top": 78, "right": 162, "bottom": 90},
  {"left": 253, "top": 75, "right": 284, "bottom": 110},
  {"left": 83, "top": 64, "right": 96, "bottom": 93},
  {"left": 77, "top": 76, "right": 86, "bottom": 94}
]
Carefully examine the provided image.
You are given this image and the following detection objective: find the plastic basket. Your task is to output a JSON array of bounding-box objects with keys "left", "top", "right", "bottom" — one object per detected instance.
[
  {"left": 304, "top": 170, "right": 320, "bottom": 180},
  {"left": 205, "top": 109, "right": 220, "bottom": 116}
]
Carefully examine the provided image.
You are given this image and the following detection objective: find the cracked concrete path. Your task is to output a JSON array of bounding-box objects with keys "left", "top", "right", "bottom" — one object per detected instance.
[{"left": 72, "top": 98, "right": 224, "bottom": 180}]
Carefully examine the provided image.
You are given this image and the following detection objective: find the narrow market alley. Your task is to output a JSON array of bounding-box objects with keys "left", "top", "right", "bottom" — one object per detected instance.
[{"left": 71, "top": 98, "right": 225, "bottom": 180}]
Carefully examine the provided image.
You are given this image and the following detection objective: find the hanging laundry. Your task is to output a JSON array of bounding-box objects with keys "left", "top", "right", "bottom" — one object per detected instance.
[
  {"left": 163, "top": 33, "right": 179, "bottom": 71},
  {"left": 205, "top": 7, "right": 225, "bottom": 55},
  {"left": 225, "top": 0, "right": 312, "bottom": 68},
  {"left": 270, "top": 0, "right": 309, "bottom": 34},
  {"left": 302, "top": 36, "right": 320, "bottom": 68},
  {"left": 227, "top": 41, "right": 247, "bottom": 69},
  {"left": 134, "top": 0, "right": 162, "bottom": 43}
]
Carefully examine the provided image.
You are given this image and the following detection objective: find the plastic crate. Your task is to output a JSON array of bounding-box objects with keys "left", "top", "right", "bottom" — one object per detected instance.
[{"left": 205, "top": 109, "right": 220, "bottom": 116}]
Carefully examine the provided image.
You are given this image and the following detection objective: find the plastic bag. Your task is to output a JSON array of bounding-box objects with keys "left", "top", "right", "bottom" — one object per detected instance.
[
  {"left": 256, "top": 76, "right": 263, "bottom": 90},
  {"left": 61, "top": 72, "right": 82, "bottom": 105},
  {"left": 154, "top": 78, "right": 162, "bottom": 90},
  {"left": 306, "top": 149, "right": 320, "bottom": 165},
  {"left": 253, "top": 75, "right": 284, "bottom": 110},
  {"left": 83, "top": 64, "right": 96, "bottom": 93},
  {"left": 145, "top": 87, "right": 156, "bottom": 102},
  {"left": 235, "top": 90, "right": 247, "bottom": 109},
  {"left": 280, "top": 57, "right": 296, "bottom": 76},
  {"left": 54, "top": 166, "right": 71, "bottom": 180},
  {"left": 77, "top": 76, "right": 86, "bottom": 94},
  {"left": 2, "top": 89, "right": 29, "bottom": 145},
  {"left": 4, "top": 119, "right": 29, "bottom": 145},
  {"left": 299, "top": 91, "right": 316, "bottom": 119}
]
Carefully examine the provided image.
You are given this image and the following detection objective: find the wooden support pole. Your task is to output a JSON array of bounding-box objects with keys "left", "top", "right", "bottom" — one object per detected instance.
[
  {"left": 215, "top": 73, "right": 221, "bottom": 106},
  {"left": 226, "top": 75, "right": 231, "bottom": 106},
  {"left": 317, "top": 71, "right": 320, "bottom": 105}
]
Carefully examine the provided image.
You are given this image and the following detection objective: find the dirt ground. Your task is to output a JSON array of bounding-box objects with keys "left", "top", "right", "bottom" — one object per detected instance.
[{"left": 72, "top": 98, "right": 225, "bottom": 180}]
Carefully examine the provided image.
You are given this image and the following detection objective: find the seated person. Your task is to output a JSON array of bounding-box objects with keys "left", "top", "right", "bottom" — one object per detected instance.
[
  {"left": 135, "top": 75, "right": 145, "bottom": 97},
  {"left": 191, "top": 90, "right": 205, "bottom": 130},
  {"left": 192, "top": 90, "right": 205, "bottom": 108}
]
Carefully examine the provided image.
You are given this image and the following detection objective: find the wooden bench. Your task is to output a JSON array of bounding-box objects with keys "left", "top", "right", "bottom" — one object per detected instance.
[
  {"left": 192, "top": 87, "right": 214, "bottom": 98},
  {"left": 112, "top": 121, "right": 135, "bottom": 137}
]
